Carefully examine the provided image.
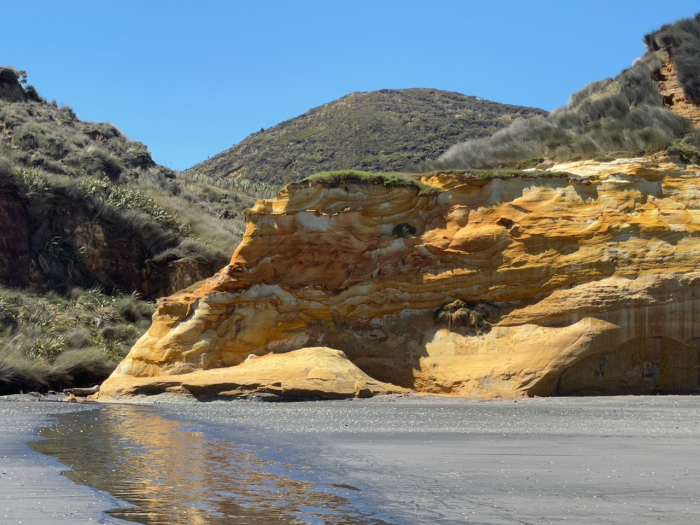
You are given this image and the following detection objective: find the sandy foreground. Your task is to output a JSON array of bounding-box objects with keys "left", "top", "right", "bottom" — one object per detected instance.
[
  {"left": 0, "top": 399, "right": 134, "bottom": 525},
  {"left": 160, "top": 395, "right": 700, "bottom": 524},
  {"left": 1, "top": 395, "right": 700, "bottom": 524}
]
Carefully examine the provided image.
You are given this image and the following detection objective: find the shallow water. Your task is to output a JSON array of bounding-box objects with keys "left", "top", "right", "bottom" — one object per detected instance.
[
  {"left": 21, "top": 395, "right": 700, "bottom": 524},
  {"left": 30, "top": 404, "right": 386, "bottom": 524}
]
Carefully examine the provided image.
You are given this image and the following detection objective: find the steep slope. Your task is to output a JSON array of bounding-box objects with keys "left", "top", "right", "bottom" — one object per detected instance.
[
  {"left": 427, "top": 13, "right": 700, "bottom": 171},
  {"left": 187, "top": 89, "right": 546, "bottom": 185},
  {"left": 0, "top": 67, "right": 267, "bottom": 394},
  {"left": 0, "top": 67, "right": 265, "bottom": 298}
]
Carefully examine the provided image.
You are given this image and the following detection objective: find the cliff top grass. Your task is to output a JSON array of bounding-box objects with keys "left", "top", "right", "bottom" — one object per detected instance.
[
  {"left": 301, "top": 169, "right": 583, "bottom": 198},
  {"left": 425, "top": 13, "right": 700, "bottom": 172},
  {"left": 429, "top": 168, "right": 578, "bottom": 180},
  {"left": 305, "top": 170, "right": 443, "bottom": 195}
]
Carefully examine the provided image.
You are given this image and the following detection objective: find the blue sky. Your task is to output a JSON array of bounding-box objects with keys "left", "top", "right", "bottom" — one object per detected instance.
[{"left": 2, "top": 1, "right": 699, "bottom": 170}]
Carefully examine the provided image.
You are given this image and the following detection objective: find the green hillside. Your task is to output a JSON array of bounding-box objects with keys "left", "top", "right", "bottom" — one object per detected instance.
[
  {"left": 426, "top": 14, "right": 700, "bottom": 170},
  {"left": 187, "top": 89, "right": 546, "bottom": 185},
  {"left": 0, "top": 67, "right": 274, "bottom": 392}
]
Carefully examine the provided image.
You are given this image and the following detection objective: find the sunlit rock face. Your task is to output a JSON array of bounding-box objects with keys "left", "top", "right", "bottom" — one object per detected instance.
[
  {"left": 102, "top": 156, "right": 700, "bottom": 399},
  {"left": 658, "top": 54, "right": 700, "bottom": 127}
]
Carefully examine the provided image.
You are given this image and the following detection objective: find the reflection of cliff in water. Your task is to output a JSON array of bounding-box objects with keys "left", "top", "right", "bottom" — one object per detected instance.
[{"left": 30, "top": 405, "right": 386, "bottom": 525}]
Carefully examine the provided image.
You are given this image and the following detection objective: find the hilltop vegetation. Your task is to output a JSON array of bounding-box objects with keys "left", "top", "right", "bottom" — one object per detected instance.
[
  {"left": 427, "top": 13, "right": 700, "bottom": 170},
  {"left": 0, "top": 67, "right": 276, "bottom": 392},
  {"left": 187, "top": 89, "right": 546, "bottom": 185},
  {"left": 0, "top": 67, "right": 283, "bottom": 288}
]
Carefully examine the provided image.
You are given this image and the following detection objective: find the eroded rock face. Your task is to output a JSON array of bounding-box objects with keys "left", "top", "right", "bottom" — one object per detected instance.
[
  {"left": 99, "top": 347, "right": 407, "bottom": 400},
  {"left": 102, "top": 156, "right": 700, "bottom": 398},
  {"left": 658, "top": 55, "right": 700, "bottom": 127},
  {"left": 0, "top": 188, "right": 212, "bottom": 298},
  {"left": 0, "top": 187, "right": 30, "bottom": 287}
]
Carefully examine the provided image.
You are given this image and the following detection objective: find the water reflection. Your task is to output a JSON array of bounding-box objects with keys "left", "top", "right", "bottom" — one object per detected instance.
[{"left": 30, "top": 405, "right": 386, "bottom": 524}]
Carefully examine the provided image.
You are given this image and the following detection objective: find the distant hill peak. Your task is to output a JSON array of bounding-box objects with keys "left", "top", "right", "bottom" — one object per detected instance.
[{"left": 187, "top": 88, "right": 546, "bottom": 185}]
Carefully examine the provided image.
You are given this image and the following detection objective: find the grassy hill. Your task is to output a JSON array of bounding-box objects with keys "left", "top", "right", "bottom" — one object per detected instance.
[
  {"left": 0, "top": 67, "right": 276, "bottom": 392},
  {"left": 0, "top": 67, "right": 279, "bottom": 287},
  {"left": 426, "top": 14, "right": 700, "bottom": 171},
  {"left": 186, "top": 89, "right": 546, "bottom": 185}
]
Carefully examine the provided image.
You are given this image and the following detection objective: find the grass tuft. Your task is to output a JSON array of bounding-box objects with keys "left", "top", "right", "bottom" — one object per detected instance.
[
  {"left": 305, "top": 170, "right": 442, "bottom": 195},
  {"left": 0, "top": 285, "right": 153, "bottom": 394}
]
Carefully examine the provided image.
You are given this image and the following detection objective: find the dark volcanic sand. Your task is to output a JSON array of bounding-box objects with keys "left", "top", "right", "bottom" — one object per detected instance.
[
  {"left": 0, "top": 399, "right": 133, "bottom": 524},
  {"left": 158, "top": 395, "right": 700, "bottom": 524},
  {"left": 2, "top": 395, "right": 700, "bottom": 524}
]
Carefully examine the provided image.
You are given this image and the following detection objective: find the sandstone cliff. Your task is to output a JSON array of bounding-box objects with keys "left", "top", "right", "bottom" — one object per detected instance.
[
  {"left": 658, "top": 53, "right": 700, "bottom": 127},
  {"left": 101, "top": 156, "right": 700, "bottom": 399}
]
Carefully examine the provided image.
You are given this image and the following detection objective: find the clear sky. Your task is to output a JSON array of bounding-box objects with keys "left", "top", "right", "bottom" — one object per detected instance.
[{"left": 2, "top": 1, "right": 699, "bottom": 170}]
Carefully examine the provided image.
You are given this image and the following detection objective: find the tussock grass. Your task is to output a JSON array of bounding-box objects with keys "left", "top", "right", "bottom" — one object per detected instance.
[
  {"left": 0, "top": 350, "right": 48, "bottom": 395},
  {"left": 151, "top": 238, "right": 228, "bottom": 268},
  {"left": 51, "top": 348, "right": 116, "bottom": 388},
  {"left": 0, "top": 286, "right": 154, "bottom": 394},
  {"left": 423, "top": 44, "right": 692, "bottom": 170}
]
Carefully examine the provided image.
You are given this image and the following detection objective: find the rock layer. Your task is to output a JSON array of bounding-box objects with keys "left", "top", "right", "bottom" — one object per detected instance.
[
  {"left": 99, "top": 346, "right": 407, "bottom": 400},
  {"left": 658, "top": 54, "right": 700, "bottom": 127},
  {"left": 102, "top": 156, "right": 700, "bottom": 398}
]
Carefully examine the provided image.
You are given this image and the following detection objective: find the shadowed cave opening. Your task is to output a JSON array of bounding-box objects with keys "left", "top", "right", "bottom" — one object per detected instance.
[{"left": 554, "top": 336, "right": 700, "bottom": 396}]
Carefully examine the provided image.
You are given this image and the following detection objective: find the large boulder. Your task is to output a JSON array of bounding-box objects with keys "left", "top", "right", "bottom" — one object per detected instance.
[{"left": 99, "top": 347, "right": 407, "bottom": 400}]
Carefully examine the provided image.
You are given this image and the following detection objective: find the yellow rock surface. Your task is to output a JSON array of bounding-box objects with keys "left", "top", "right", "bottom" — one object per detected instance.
[
  {"left": 100, "top": 347, "right": 406, "bottom": 400},
  {"left": 102, "top": 156, "right": 700, "bottom": 398}
]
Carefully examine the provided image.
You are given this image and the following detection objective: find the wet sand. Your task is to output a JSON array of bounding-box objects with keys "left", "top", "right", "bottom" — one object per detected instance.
[
  {"left": 2, "top": 395, "right": 700, "bottom": 524},
  {"left": 0, "top": 399, "right": 134, "bottom": 524},
  {"left": 157, "top": 396, "right": 700, "bottom": 524}
]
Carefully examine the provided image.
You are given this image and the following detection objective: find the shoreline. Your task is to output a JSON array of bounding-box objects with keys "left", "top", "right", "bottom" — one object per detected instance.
[
  {"left": 0, "top": 398, "right": 136, "bottom": 525},
  {"left": 152, "top": 395, "right": 700, "bottom": 524},
  {"left": 3, "top": 395, "right": 700, "bottom": 524}
]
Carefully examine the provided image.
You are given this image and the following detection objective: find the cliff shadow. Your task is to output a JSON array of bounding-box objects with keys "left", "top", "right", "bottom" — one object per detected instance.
[{"left": 552, "top": 335, "right": 700, "bottom": 396}]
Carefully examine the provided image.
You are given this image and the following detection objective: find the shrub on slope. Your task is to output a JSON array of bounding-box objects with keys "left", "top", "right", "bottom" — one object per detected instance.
[
  {"left": 0, "top": 286, "right": 153, "bottom": 394},
  {"left": 426, "top": 13, "right": 700, "bottom": 170}
]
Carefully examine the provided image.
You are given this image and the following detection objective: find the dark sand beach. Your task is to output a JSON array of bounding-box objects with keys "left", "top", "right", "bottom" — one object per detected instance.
[
  {"left": 0, "top": 400, "right": 133, "bottom": 524},
  {"left": 2, "top": 395, "right": 700, "bottom": 524}
]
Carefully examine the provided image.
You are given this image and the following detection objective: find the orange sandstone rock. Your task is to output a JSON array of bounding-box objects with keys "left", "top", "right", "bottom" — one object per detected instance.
[
  {"left": 101, "top": 156, "right": 700, "bottom": 399},
  {"left": 658, "top": 54, "right": 700, "bottom": 127},
  {"left": 99, "top": 347, "right": 407, "bottom": 400}
]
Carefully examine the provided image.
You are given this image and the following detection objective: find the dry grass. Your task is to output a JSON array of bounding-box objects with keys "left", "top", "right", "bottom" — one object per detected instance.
[
  {"left": 423, "top": 46, "right": 692, "bottom": 170},
  {"left": 0, "top": 286, "right": 154, "bottom": 394}
]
